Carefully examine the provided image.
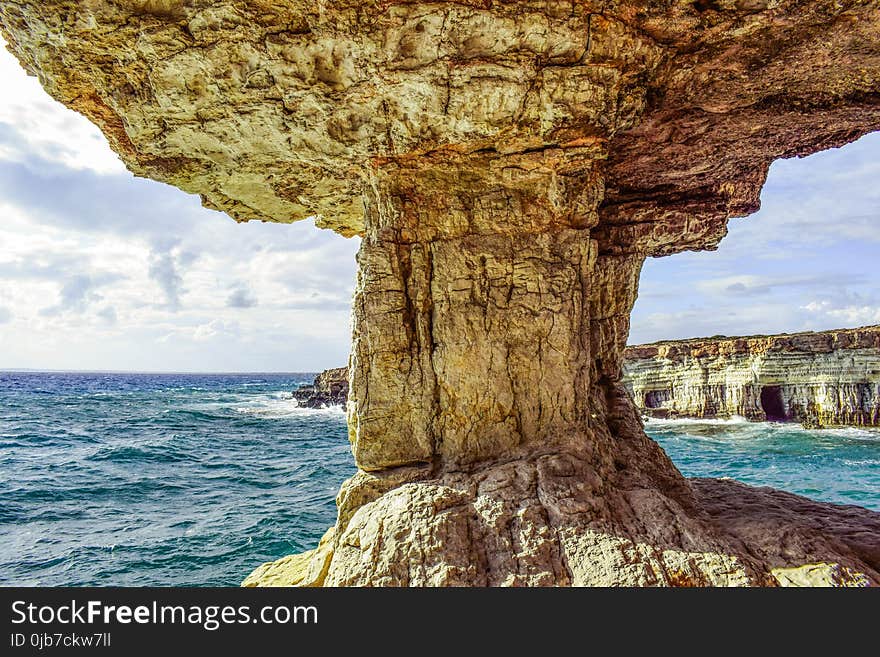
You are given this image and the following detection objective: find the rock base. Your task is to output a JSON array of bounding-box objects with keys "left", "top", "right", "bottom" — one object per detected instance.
[{"left": 244, "top": 423, "right": 880, "bottom": 587}]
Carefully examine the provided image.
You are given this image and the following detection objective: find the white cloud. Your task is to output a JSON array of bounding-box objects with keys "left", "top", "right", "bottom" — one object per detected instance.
[
  {"left": 191, "top": 319, "right": 240, "bottom": 342},
  {"left": 801, "top": 300, "right": 880, "bottom": 326},
  {"left": 96, "top": 306, "right": 117, "bottom": 325},
  {"left": 0, "top": 44, "right": 359, "bottom": 372},
  {"left": 39, "top": 272, "right": 124, "bottom": 316},
  {"left": 226, "top": 284, "right": 258, "bottom": 308},
  {"left": 695, "top": 272, "right": 867, "bottom": 298},
  {"left": 147, "top": 245, "right": 191, "bottom": 311}
]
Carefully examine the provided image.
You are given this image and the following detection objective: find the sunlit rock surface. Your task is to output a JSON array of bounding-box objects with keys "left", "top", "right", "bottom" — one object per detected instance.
[{"left": 3, "top": 0, "right": 878, "bottom": 586}]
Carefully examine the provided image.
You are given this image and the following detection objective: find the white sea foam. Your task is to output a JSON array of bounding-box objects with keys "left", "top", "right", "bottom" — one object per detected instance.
[
  {"left": 233, "top": 395, "right": 345, "bottom": 419},
  {"left": 818, "top": 426, "right": 880, "bottom": 441},
  {"left": 644, "top": 414, "right": 880, "bottom": 444},
  {"left": 643, "top": 415, "right": 752, "bottom": 427},
  {"left": 842, "top": 458, "right": 880, "bottom": 467}
]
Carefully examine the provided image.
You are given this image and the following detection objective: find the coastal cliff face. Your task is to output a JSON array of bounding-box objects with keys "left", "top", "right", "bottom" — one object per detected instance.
[
  {"left": 292, "top": 368, "right": 349, "bottom": 409},
  {"left": 625, "top": 326, "right": 880, "bottom": 428},
  {"left": 4, "top": 1, "right": 879, "bottom": 586}
]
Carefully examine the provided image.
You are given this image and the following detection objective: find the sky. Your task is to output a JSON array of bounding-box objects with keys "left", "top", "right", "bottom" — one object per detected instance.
[
  {"left": 0, "top": 43, "right": 876, "bottom": 371},
  {"left": 631, "top": 131, "right": 880, "bottom": 344}
]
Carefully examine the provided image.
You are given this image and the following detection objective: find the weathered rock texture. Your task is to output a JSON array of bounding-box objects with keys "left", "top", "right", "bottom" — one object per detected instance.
[
  {"left": 293, "top": 367, "right": 349, "bottom": 408},
  {"left": 625, "top": 326, "right": 880, "bottom": 427},
  {"left": 4, "top": 1, "right": 879, "bottom": 586}
]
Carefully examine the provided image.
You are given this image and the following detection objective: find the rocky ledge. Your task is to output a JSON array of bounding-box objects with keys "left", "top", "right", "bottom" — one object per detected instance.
[
  {"left": 624, "top": 326, "right": 880, "bottom": 428},
  {"left": 292, "top": 368, "right": 349, "bottom": 409}
]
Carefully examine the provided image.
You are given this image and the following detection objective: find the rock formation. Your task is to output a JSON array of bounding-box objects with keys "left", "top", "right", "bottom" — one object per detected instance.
[
  {"left": 625, "top": 326, "right": 880, "bottom": 427},
  {"left": 3, "top": 1, "right": 879, "bottom": 586},
  {"left": 292, "top": 367, "right": 349, "bottom": 409}
]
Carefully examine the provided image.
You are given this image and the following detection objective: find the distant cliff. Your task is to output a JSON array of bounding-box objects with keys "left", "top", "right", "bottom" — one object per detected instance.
[
  {"left": 623, "top": 326, "right": 880, "bottom": 428},
  {"left": 292, "top": 368, "right": 349, "bottom": 409}
]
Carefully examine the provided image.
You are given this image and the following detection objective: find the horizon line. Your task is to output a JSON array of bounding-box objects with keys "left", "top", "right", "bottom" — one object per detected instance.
[{"left": 0, "top": 368, "right": 326, "bottom": 375}]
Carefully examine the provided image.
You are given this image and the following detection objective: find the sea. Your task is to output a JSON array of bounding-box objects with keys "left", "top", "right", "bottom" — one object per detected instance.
[{"left": 1, "top": 371, "right": 878, "bottom": 586}]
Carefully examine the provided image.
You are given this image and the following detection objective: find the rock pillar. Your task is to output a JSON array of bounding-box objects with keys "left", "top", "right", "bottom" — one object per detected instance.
[
  {"left": 246, "top": 153, "right": 782, "bottom": 586},
  {"left": 349, "top": 149, "right": 601, "bottom": 471},
  {"left": 242, "top": 153, "right": 880, "bottom": 586}
]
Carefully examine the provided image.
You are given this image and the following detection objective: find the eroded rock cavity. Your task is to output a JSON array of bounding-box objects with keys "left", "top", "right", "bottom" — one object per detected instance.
[{"left": 3, "top": 0, "right": 878, "bottom": 586}]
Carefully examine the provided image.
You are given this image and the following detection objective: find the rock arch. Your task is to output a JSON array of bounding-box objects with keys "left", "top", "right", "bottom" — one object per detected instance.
[{"left": 3, "top": 0, "right": 878, "bottom": 586}]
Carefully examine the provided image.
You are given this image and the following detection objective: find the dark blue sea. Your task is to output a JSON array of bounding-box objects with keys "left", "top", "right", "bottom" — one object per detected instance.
[{"left": 1, "top": 372, "right": 878, "bottom": 586}]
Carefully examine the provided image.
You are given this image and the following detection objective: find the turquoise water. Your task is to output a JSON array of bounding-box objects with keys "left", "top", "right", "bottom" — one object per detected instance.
[
  {"left": 0, "top": 372, "right": 354, "bottom": 586},
  {"left": 645, "top": 417, "right": 880, "bottom": 511},
  {"left": 1, "top": 372, "right": 878, "bottom": 586}
]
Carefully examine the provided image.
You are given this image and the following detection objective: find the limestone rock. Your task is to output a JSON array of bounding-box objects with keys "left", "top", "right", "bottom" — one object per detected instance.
[
  {"left": 4, "top": 1, "right": 879, "bottom": 587},
  {"left": 242, "top": 527, "right": 335, "bottom": 587},
  {"left": 624, "top": 326, "right": 880, "bottom": 427},
  {"left": 3, "top": 2, "right": 876, "bottom": 250},
  {"left": 695, "top": 478, "right": 880, "bottom": 586},
  {"left": 292, "top": 367, "right": 349, "bottom": 409},
  {"left": 771, "top": 563, "right": 871, "bottom": 587}
]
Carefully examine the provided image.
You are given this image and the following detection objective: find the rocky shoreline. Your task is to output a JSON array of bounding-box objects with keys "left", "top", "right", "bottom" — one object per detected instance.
[
  {"left": 624, "top": 326, "right": 880, "bottom": 428},
  {"left": 293, "top": 368, "right": 349, "bottom": 409}
]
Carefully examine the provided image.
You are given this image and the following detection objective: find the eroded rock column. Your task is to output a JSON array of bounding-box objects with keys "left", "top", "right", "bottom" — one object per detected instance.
[
  {"left": 245, "top": 153, "right": 781, "bottom": 586},
  {"left": 349, "top": 149, "right": 601, "bottom": 471},
  {"left": 245, "top": 156, "right": 880, "bottom": 586}
]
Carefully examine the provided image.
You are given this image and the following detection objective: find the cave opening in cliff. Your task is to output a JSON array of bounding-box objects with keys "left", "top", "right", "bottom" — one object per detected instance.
[
  {"left": 760, "top": 386, "right": 787, "bottom": 422},
  {"left": 644, "top": 390, "right": 670, "bottom": 409}
]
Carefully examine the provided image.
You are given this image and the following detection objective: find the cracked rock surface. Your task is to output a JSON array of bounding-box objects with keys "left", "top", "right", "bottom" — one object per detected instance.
[{"left": 4, "top": 0, "right": 879, "bottom": 586}]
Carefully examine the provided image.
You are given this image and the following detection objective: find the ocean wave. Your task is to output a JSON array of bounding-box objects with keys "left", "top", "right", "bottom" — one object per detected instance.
[
  {"left": 644, "top": 416, "right": 880, "bottom": 441},
  {"left": 5, "top": 479, "right": 193, "bottom": 505},
  {"left": 842, "top": 458, "right": 880, "bottom": 467},
  {"left": 87, "top": 443, "right": 190, "bottom": 464},
  {"left": 643, "top": 415, "right": 753, "bottom": 427},
  {"left": 231, "top": 391, "right": 345, "bottom": 419},
  {"left": 173, "top": 390, "right": 346, "bottom": 420},
  {"left": 233, "top": 397, "right": 345, "bottom": 419},
  {"left": 164, "top": 407, "right": 231, "bottom": 422},
  {"left": 815, "top": 427, "right": 880, "bottom": 441}
]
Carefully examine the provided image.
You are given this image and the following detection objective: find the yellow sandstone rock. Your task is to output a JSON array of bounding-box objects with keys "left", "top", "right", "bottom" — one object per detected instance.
[
  {"left": 772, "top": 563, "right": 871, "bottom": 588},
  {"left": 242, "top": 528, "right": 335, "bottom": 587}
]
